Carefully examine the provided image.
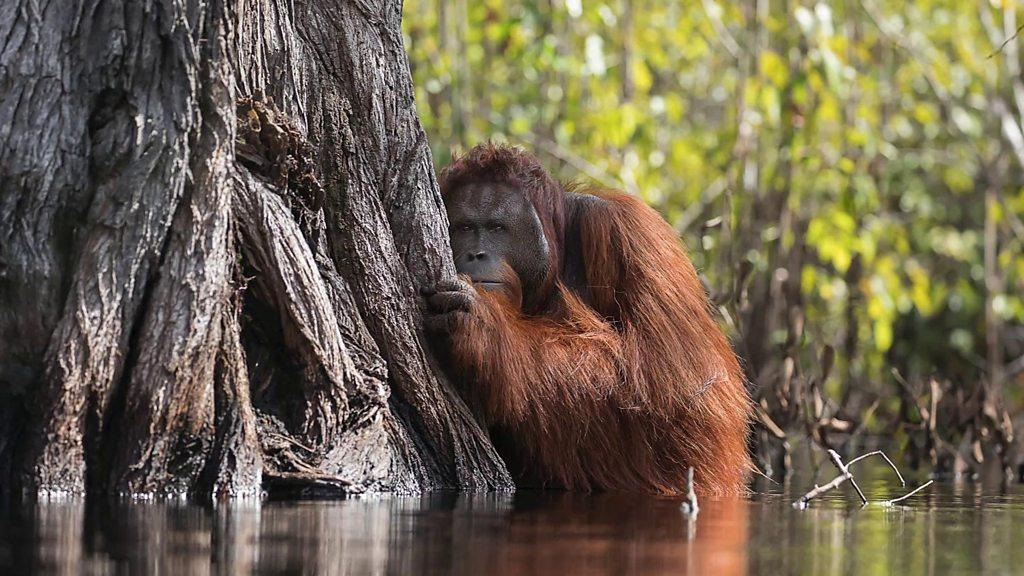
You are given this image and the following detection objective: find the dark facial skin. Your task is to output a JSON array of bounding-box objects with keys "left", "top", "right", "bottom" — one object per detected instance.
[{"left": 444, "top": 182, "right": 550, "bottom": 298}]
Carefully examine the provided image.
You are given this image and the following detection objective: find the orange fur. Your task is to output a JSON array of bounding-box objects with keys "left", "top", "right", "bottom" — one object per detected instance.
[{"left": 439, "top": 145, "right": 751, "bottom": 496}]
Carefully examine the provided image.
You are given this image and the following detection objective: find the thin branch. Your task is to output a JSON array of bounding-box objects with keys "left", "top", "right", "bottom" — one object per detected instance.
[
  {"left": 994, "top": 97, "right": 1024, "bottom": 169},
  {"left": 792, "top": 473, "right": 851, "bottom": 509},
  {"left": 490, "top": 123, "right": 637, "bottom": 194},
  {"left": 699, "top": 0, "right": 742, "bottom": 60},
  {"left": 828, "top": 449, "right": 868, "bottom": 504},
  {"left": 987, "top": 22, "right": 1024, "bottom": 59},
  {"left": 794, "top": 448, "right": 923, "bottom": 509},
  {"left": 846, "top": 450, "right": 906, "bottom": 487},
  {"left": 533, "top": 137, "right": 638, "bottom": 195},
  {"left": 882, "top": 480, "right": 934, "bottom": 506},
  {"left": 793, "top": 449, "right": 864, "bottom": 508}
]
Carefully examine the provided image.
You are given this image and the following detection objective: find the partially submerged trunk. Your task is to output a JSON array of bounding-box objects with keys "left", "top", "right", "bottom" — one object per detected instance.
[{"left": 0, "top": 0, "right": 511, "bottom": 498}]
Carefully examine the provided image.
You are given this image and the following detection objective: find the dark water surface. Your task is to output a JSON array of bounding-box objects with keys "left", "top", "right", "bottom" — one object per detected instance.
[{"left": 1, "top": 468, "right": 1021, "bottom": 575}]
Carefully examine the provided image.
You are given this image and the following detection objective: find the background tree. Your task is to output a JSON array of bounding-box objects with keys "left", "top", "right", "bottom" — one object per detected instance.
[{"left": 0, "top": 0, "right": 511, "bottom": 497}]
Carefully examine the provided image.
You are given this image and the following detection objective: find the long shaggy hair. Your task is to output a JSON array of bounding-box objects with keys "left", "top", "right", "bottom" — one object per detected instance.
[{"left": 438, "top": 144, "right": 751, "bottom": 496}]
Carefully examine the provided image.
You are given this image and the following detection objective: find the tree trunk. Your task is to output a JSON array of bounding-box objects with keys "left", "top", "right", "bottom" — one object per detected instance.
[{"left": 0, "top": 0, "right": 511, "bottom": 498}]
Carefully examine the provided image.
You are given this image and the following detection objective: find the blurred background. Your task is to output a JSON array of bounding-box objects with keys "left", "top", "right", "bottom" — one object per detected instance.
[{"left": 403, "top": 1, "right": 1024, "bottom": 478}]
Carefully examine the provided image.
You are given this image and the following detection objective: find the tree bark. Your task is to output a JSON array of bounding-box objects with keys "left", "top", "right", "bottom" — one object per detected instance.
[{"left": 0, "top": 0, "right": 511, "bottom": 498}]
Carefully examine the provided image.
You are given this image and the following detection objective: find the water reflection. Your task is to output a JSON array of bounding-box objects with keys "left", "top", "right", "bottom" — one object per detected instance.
[{"left": 0, "top": 478, "right": 1022, "bottom": 575}]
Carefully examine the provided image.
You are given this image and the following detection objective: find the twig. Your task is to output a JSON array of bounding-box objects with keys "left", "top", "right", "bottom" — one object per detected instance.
[
  {"left": 699, "top": 0, "right": 742, "bottom": 60},
  {"left": 988, "top": 22, "right": 1024, "bottom": 59},
  {"left": 882, "top": 480, "right": 934, "bottom": 506},
  {"left": 829, "top": 449, "right": 868, "bottom": 504},
  {"left": 794, "top": 447, "right": 932, "bottom": 509},
  {"left": 488, "top": 124, "right": 636, "bottom": 194},
  {"left": 846, "top": 450, "right": 906, "bottom": 487},
  {"left": 792, "top": 472, "right": 852, "bottom": 510},
  {"left": 793, "top": 449, "right": 865, "bottom": 509},
  {"left": 533, "top": 137, "right": 637, "bottom": 194}
]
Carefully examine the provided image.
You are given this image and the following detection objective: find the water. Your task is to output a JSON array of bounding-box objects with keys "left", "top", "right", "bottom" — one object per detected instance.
[{"left": 1, "top": 469, "right": 1021, "bottom": 575}]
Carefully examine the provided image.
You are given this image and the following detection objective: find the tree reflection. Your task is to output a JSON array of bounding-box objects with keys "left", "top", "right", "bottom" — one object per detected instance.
[{"left": 1, "top": 482, "right": 1022, "bottom": 575}]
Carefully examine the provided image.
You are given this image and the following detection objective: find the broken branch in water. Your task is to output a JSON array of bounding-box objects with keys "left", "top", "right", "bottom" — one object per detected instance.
[
  {"left": 792, "top": 449, "right": 864, "bottom": 509},
  {"left": 793, "top": 449, "right": 932, "bottom": 509}
]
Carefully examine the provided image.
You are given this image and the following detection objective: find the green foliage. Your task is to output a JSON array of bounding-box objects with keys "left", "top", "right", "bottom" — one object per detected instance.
[{"left": 403, "top": 0, "right": 1024, "bottom": 422}]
